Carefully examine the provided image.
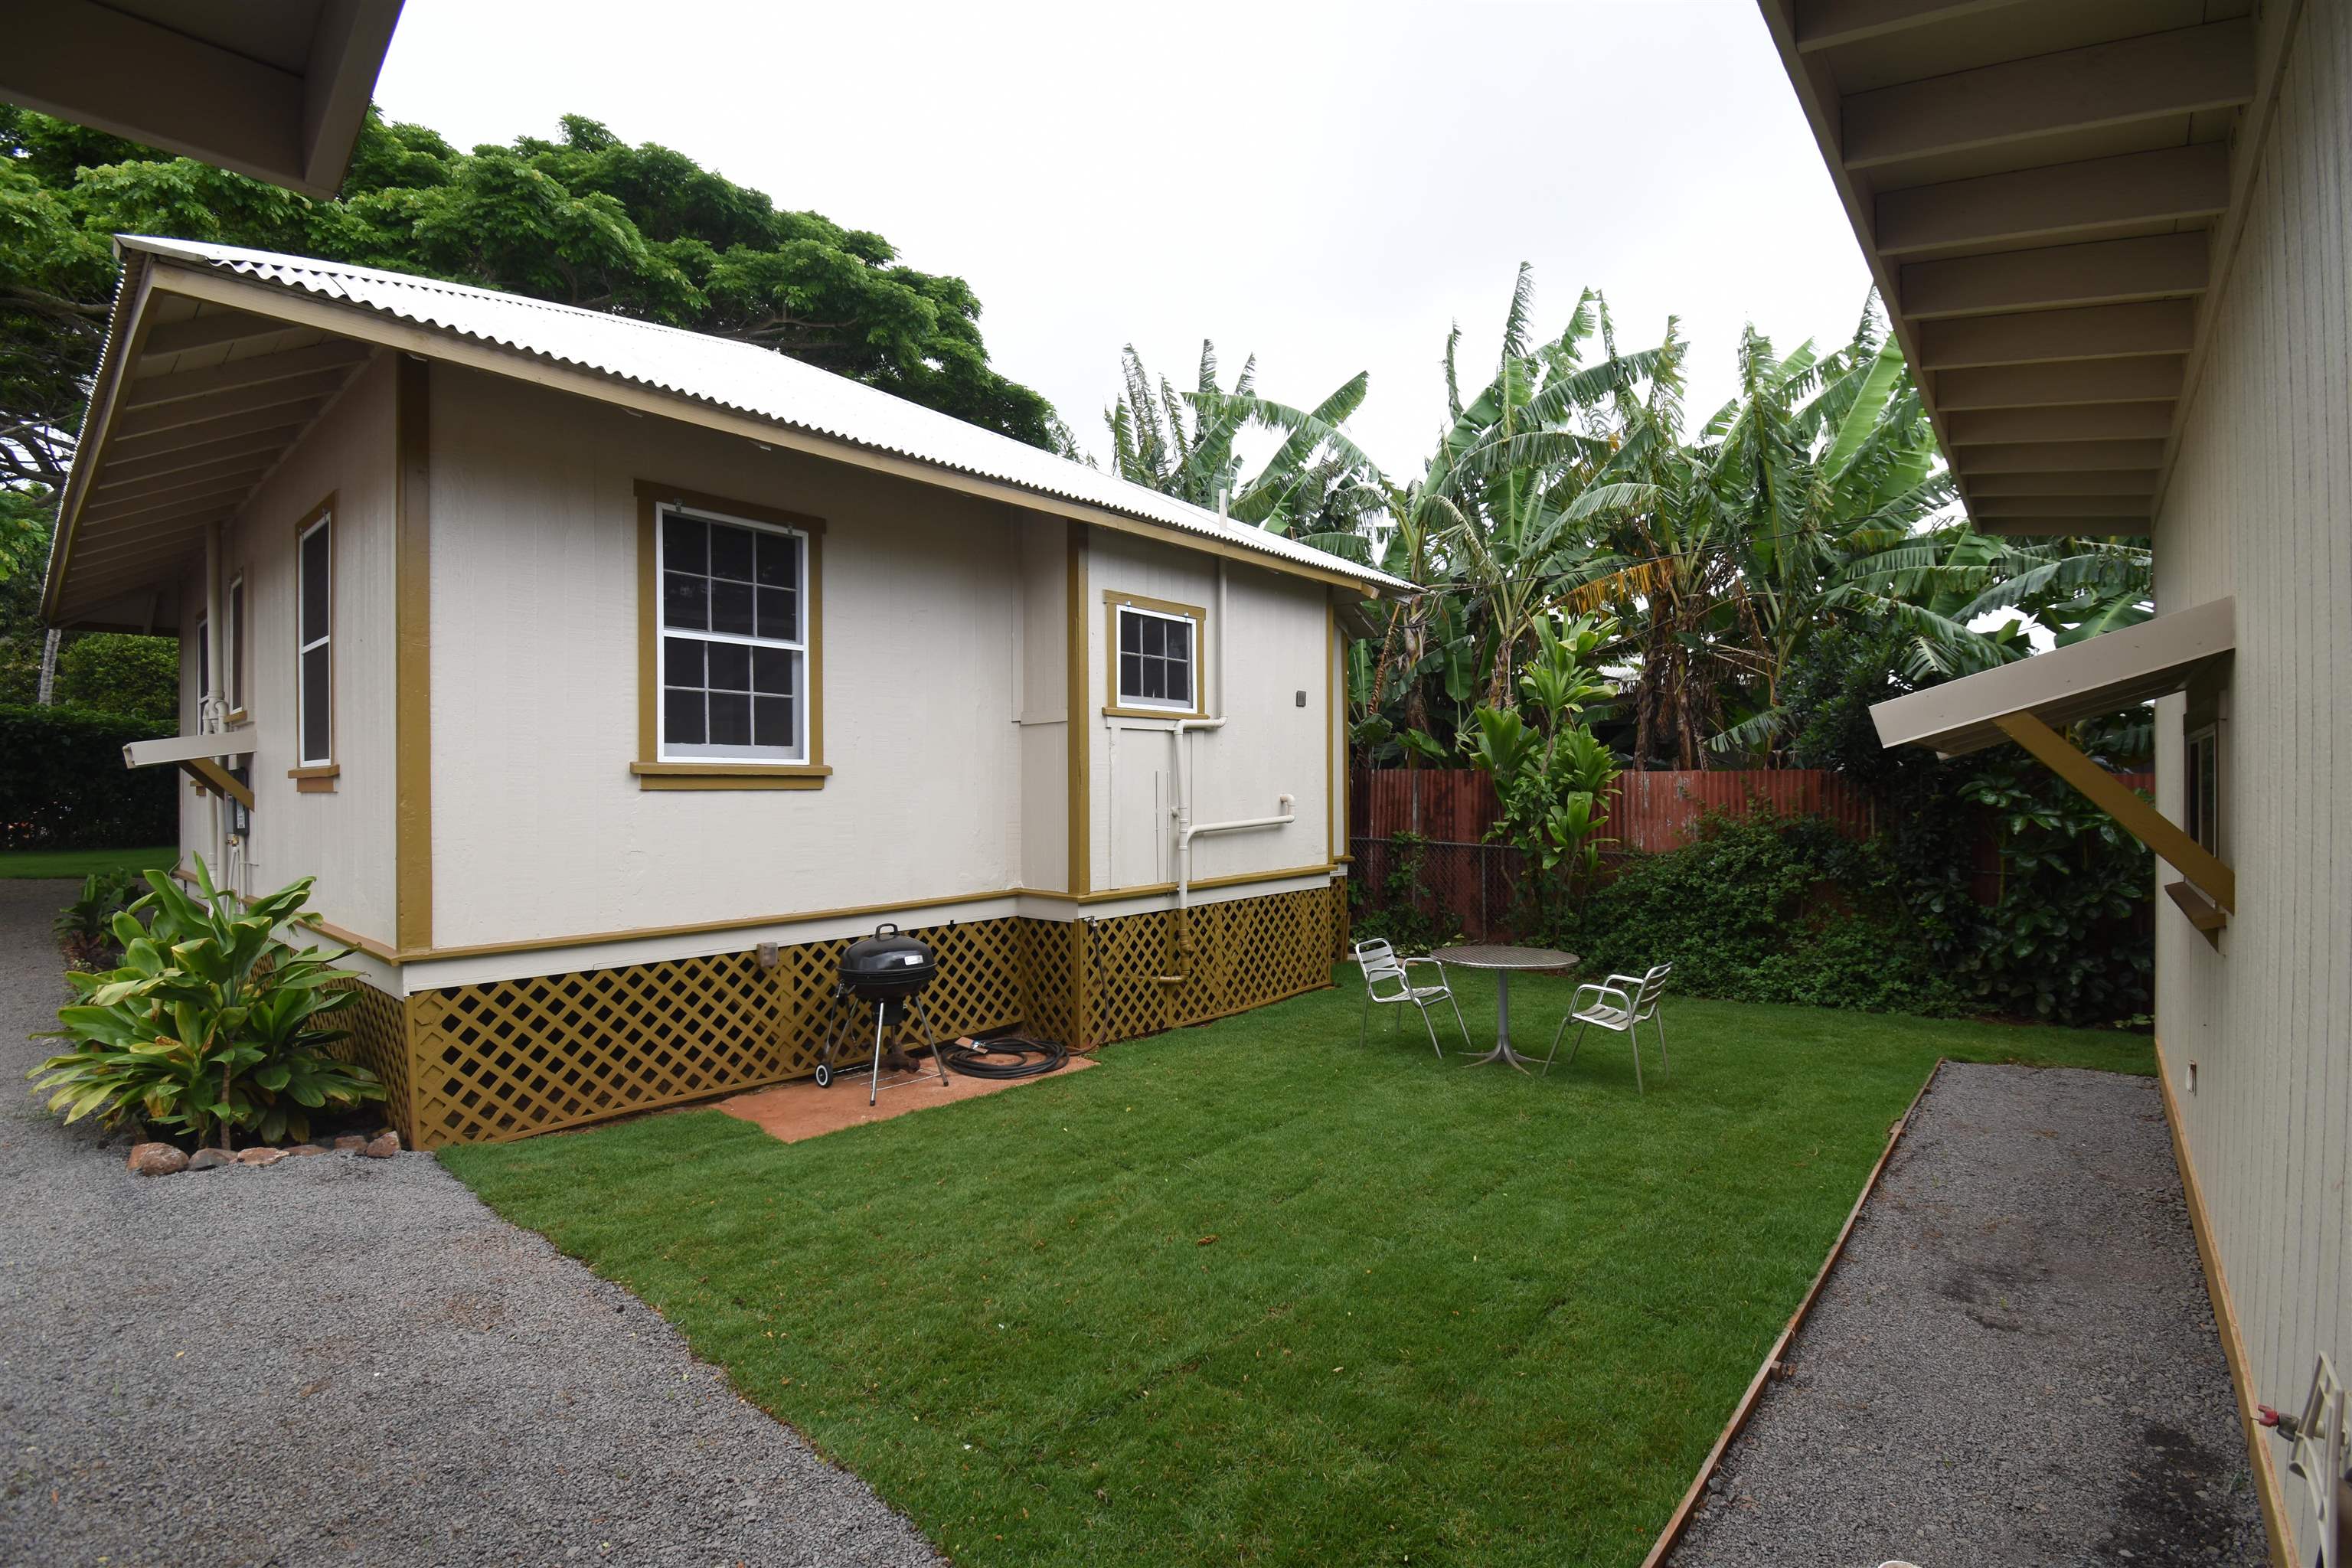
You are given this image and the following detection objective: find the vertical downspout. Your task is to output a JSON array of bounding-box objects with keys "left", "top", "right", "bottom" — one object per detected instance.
[
  {"left": 204, "top": 521, "right": 226, "bottom": 881},
  {"left": 1158, "top": 557, "right": 1235, "bottom": 985}
]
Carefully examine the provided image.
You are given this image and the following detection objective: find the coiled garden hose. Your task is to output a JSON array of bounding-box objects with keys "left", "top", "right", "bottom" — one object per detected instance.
[{"left": 942, "top": 1034, "right": 1069, "bottom": 1080}]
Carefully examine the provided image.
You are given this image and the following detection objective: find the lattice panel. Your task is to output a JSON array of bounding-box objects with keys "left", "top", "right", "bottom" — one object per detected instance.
[
  {"left": 1181, "top": 887, "right": 1338, "bottom": 1024},
  {"left": 762, "top": 918, "right": 1029, "bottom": 1073},
  {"left": 1016, "top": 917, "right": 1081, "bottom": 1051},
  {"left": 401, "top": 917, "right": 1031, "bottom": 1148},
  {"left": 1076, "top": 884, "right": 1344, "bottom": 1047},
  {"left": 387, "top": 892, "right": 1338, "bottom": 1148},
  {"left": 1085, "top": 909, "right": 1177, "bottom": 1046},
  {"left": 334, "top": 978, "right": 416, "bottom": 1143},
  {"left": 409, "top": 950, "right": 789, "bottom": 1146}
]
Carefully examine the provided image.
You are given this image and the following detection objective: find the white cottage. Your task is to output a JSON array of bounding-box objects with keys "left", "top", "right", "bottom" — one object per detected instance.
[{"left": 43, "top": 237, "right": 1408, "bottom": 1148}]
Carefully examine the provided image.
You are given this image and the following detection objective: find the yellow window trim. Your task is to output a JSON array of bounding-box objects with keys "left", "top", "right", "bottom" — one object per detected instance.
[{"left": 634, "top": 479, "right": 826, "bottom": 792}]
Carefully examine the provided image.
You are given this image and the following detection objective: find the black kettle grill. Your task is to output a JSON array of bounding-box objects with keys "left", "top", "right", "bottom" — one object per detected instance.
[{"left": 815, "top": 923, "right": 949, "bottom": 1104}]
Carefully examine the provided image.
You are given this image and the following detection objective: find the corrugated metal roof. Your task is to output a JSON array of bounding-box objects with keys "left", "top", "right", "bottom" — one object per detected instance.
[{"left": 117, "top": 236, "right": 1411, "bottom": 592}]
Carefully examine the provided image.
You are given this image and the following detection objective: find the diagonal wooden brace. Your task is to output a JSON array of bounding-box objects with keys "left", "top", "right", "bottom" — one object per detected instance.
[
  {"left": 1994, "top": 710, "right": 2233, "bottom": 913},
  {"left": 178, "top": 756, "right": 254, "bottom": 811}
]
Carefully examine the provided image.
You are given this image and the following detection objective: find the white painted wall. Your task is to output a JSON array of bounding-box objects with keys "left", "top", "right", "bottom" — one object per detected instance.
[
  {"left": 177, "top": 351, "right": 398, "bottom": 939},
  {"left": 2154, "top": 2, "right": 2350, "bottom": 1555},
  {"left": 426, "top": 365, "right": 1043, "bottom": 947},
  {"left": 1014, "top": 511, "right": 1070, "bottom": 893},
  {"left": 1083, "top": 528, "right": 1334, "bottom": 892}
]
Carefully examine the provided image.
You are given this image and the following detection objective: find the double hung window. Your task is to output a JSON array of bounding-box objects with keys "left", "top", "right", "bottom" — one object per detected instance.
[
  {"left": 297, "top": 511, "right": 332, "bottom": 766},
  {"left": 656, "top": 501, "right": 808, "bottom": 761}
]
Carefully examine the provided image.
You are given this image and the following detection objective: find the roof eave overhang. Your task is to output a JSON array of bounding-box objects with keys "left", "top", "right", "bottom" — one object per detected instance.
[
  {"left": 1750, "top": 1, "right": 2303, "bottom": 540},
  {"left": 1870, "top": 596, "right": 2235, "bottom": 756},
  {"left": 41, "top": 247, "right": 156, "bottom": 626},
  {"left": 0, "top": 1, "right": 404, "bottom": 198},
  {"left": 45, "top": 253, "right": 1403, "bottom": 622}
]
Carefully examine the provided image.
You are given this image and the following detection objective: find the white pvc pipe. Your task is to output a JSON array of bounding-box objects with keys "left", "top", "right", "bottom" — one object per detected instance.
[{"left": 203, "top": 521, "right": 225, "bottom": 882}]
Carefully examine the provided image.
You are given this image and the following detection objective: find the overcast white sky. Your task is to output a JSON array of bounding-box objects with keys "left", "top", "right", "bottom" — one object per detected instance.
[{"left": 371, "top": 0, "right": 1874, "bottom": 479}]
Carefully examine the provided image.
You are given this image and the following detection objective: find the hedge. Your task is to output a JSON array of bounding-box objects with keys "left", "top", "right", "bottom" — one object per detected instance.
[{"left": 0, "top": 704, "right": 178, "bottom": 851}]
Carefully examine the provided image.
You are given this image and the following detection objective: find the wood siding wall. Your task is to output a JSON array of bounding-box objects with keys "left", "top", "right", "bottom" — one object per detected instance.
[
  {"left": 2154, "top": 1, "right": 2350, "bottom": 1559},
  {"left": 177, "top": 352, "right": 397, "bottom": 941}
]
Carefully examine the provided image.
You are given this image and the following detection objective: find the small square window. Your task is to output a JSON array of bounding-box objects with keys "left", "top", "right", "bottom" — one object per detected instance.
[{"left": 1115, "top": 603, "right": 1197, "bottom": 713}]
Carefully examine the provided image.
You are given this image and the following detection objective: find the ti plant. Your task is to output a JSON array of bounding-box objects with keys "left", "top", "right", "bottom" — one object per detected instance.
[
  {"left": 28, "top": 860, "right": 384, "bottom": 1149},
  {"left": 1463, "top": 614, "right": 1623, "bottom": 928},
  {"left": 52, "top": 869, "right": 144, "bottom": 972}
]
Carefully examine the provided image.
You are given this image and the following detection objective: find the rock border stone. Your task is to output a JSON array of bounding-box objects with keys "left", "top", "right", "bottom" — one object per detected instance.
[{"left": 124, "top": 1129, "right": 403, "bottom": 1177}]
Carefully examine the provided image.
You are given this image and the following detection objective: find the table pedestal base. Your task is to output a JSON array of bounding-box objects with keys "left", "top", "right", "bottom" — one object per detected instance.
[{"left": 1462, "top": 970, "right": 1540, "bottom": 1073}]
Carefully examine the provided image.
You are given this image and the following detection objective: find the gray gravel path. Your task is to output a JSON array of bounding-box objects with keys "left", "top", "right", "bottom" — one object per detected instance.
[
  {"left": 0, "top": 879, "right": 943, "bottom": 1568},
  {"left": 1674, "top": 1060, "right": 2266, "bottom": 1568}
]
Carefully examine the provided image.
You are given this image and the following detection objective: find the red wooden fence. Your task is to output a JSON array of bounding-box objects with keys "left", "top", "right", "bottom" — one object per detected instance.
[
  {"left": 1348, "top": 766, "right": 2157, "bottom": 941},
  {"left": 1351, "top": 767, "right": 1879, "bottom": 853}
]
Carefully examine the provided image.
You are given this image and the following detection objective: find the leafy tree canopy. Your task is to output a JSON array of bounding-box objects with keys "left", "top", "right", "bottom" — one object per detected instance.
[
  {"left": 54, "top": 630, "right": 177, "bottom": 720},
  {"left": 1, "top": 106, "right": 1066, "bottom": 494}
]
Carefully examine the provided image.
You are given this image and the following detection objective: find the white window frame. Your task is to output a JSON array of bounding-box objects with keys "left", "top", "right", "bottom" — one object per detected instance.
[
  {"left": 2184, "top": 720, "right": 2221, "bottom": 857},
  {"left": 194, "top": 612, "right": 210, "bottom": 717},
  {"left": 1115, "top": 603, "right": 1199, "bottom": 714},
  {"left": 655, "top": 501, "right": 809, "bottom": 764},
  {"left": 226, "top": 571, "right": 246, "bottom": 717},
  {"left": 296, "top": 512, "right": 332, "bottom": 767}
]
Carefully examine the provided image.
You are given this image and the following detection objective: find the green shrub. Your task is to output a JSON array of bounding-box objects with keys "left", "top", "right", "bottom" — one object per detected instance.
[
  {"left": 1348, "top": 831, "right": 1462, "bottom": 955},
  {"left": 1783, "top": 624, "right": 2153, "bottom": 1027},
  {"left": 29, "top": 861, "right": 384, "bottom": 1148},
  {"left": 52, "top": 867, "right": 145, "bottom": 970},
  {"left": 1557, "top": 812, "right": 1963, "bottom": 1016},
  {"left": 54, "top": 632, "right": 179, "bottom": 720},
  {"left": 0, "top": 702, "right": 178, "bottom": 849}
]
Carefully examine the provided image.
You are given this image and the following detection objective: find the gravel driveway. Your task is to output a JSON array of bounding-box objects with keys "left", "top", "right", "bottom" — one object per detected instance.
[
  {"left": 1673, "top": 1060, "right": 2267, "bottom": 1568},
  {"left": 0, "top": 880, "right": 942, "bottom": 1568}
]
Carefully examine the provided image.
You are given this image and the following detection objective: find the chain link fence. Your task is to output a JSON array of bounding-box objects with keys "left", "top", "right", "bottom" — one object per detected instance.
[{"left": 1347, "top": 835, "right": 1529, "bottom": 946}]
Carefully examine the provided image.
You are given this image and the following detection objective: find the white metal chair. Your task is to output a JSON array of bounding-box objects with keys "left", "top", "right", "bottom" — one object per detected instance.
[
  {"left": 1542, "top": 964, "right": 1671, "bottom": 1091},
  {"left": 1353, "top": 938, "right": 1471, "bottom": 1059}
]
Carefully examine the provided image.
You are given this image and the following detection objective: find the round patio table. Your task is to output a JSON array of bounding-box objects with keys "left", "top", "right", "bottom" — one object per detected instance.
[{"left": 1429, "top": 944, "right": 1581, "bottom": 1073}]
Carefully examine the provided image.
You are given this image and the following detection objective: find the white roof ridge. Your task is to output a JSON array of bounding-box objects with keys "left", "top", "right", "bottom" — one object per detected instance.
[{"left": 115, "top": 235, "right": 1411, "bottom": 592}]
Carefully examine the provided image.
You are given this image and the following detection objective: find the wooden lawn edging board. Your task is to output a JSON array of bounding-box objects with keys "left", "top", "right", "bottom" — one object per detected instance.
[{"left": 1636, "top": 1057, "right": 1946, "bottom": 1568}]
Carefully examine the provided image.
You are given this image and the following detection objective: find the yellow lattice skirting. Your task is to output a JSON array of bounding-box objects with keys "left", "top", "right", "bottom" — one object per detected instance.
[{"left": 345, "top": 882, "right": 1343, "bottom": 1148}]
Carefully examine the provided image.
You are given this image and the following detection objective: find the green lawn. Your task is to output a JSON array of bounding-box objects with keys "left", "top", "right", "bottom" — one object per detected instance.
[
  {"left": 0, "top": 844, "right": 176, "bottom": 880},
  {"left": 444, "top": 973, "right": 2148, "bottom": 1568}
]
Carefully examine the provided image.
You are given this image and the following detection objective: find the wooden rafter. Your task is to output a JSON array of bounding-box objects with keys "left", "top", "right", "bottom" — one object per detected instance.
[
  {"left": 1900, "top": 234, "right": 2208, "bottom": 320},
  {"left": 138, "top": 310, "right": 299, "bottom": 358},
  {"left": 1876, "top": 144, "right": 2233, "bottom": 256},
  {"left": 1841, "top": 21, "right": 2256, "bottom": 169},
  {"left": 1916, "top": 300, "right": 2197, "bottom": 371},
  {"left": 1947, "top": 402, "right": 2178, "bottom": 446},
  {"left": 111, "top": 368, "right": 354, "bottom": 439},
  {"left": 1793, "top": 0, "right": 2029, "bottom": 52},
  {"left": 1965, "top": 469, "right": 2159, "bottom": 498},
  {"left": 122, "top": 341, "right": 370, "bottom": 408},
  {"left": 1936, "top": 358, "right": 2187, "bottom": 411},
  {"left": 1959, "top": 439, "right": 2166, "bottom": 474}
]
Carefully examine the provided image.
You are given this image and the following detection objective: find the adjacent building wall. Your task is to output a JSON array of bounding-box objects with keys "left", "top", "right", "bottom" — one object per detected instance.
[
  {"left": 177, "top": 351, "right": 399, "bottom": 941},
  {"left": 2153, "top": 0, "right": 2350, "bottom": 1555}
]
